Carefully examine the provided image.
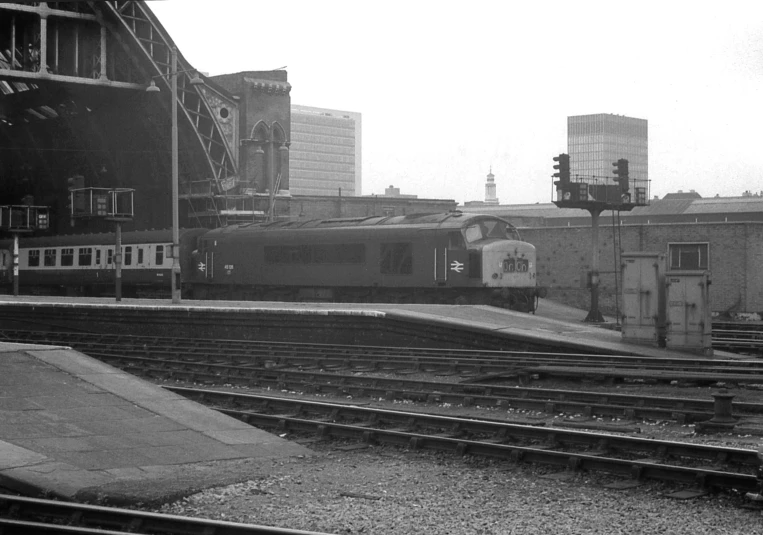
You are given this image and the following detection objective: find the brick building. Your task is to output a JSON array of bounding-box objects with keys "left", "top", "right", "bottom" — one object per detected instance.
[{"left": 520, "top": 222, "right": 763, "bottom": 316}]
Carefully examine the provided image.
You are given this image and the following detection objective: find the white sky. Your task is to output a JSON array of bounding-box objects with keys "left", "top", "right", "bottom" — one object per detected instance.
[{"left": 149, "top": 0, "right": 763, "bottom": 204}]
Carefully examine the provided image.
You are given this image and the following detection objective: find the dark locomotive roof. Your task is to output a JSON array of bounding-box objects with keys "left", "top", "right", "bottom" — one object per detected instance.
[
  {"left": 213, "top": 211, "right": 516, "bottom": 233},
  {"left": 0, "top": 213, "right": 523, "bottom": 248}
]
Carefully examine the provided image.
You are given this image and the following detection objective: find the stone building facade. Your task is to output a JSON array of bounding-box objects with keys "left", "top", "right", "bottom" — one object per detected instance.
[{"left": 209, "top": 71, "right": 292, "bottom": 196}]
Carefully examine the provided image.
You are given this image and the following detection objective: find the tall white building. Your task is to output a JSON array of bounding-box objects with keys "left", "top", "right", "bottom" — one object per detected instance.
[
  {"left": 567, "top": 113, "right": 648, "bottom": 183},
  {"left": 289, "top": 105, "right": 361, "bottom": 196}
]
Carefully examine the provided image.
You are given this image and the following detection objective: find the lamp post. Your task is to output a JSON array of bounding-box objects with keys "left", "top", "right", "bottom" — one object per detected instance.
[
  {"left": 147, "top": 46, "right": 203, "bottom": 304},
  {"left": 170, "top": 45, "right": 180, "bottom": 304}
]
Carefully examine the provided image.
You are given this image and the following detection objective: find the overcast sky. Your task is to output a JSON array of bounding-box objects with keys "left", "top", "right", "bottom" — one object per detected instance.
[{"left": 149, "top": 0, "right": 763, "bottom": 204}]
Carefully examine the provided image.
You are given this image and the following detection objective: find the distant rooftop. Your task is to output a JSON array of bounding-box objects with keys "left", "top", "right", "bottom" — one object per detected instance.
[
  {"left": 662, "top": 190, "right": 702, "bottom": 200},
  {"left": 459, "top": 191, "right": 763, "bottom": 226}
]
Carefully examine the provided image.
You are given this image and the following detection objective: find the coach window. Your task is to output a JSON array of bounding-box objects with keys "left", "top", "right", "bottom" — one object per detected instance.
[
  {"left": 155, "top": 245, "right": 164, "bottom": 265},
  {"left": 61, "top": 248, "right": 74, "bottom": 267},
  {"left": 380, "top": 242, "right": 413, "bottom": 275},
  {"left": 28, "top": 250, "right": 40, "bottom": 267},
  {"left": 78, "top": 247, "right": 92, "bottom": 266},
  {"left": 124, "top": 246, "right": 132, "bottom": 266},
  {"left": 107, "top": 249, "right": 114, "bottom": 265},
  {"left": 44, "top": 249, "right": 56, "bottom": 266},
  {"left": 668, "top": 243, "right": 709, "bottom": 270},
  {"left": 137, "top": 247, "right": 144, "bottom": 265}
]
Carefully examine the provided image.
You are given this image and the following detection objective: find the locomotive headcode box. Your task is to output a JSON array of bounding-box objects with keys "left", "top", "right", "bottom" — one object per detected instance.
[
  {"left": 620, "top": 252, "right": 666, "bottom": 347},
  {"left": 664, "top": 270, "right": 712, "bottom": 356}
]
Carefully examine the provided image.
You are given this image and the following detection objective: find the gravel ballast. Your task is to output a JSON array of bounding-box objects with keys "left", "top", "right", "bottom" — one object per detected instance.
[
  {"left": 149, "top": 438, "right": 763, "bottom": 534},
  {"left": 141, "top": 366, "right": 763, "bottom": 534}
]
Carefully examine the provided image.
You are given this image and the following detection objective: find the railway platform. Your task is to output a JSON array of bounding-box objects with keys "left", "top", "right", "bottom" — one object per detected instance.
[
  {"left": 0, "top": 295, "right": 731, "bottom": 360},
  {"left": 0, "top": 342, "right": 311, "bottom": 505},
  {"left": 0, "top": 296, "right": 739, "bottom": 505}
]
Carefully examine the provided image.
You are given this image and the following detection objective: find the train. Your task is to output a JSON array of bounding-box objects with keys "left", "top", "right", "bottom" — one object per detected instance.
[{"left": 0, "top": 212, "right": 546, "bottom": 311}]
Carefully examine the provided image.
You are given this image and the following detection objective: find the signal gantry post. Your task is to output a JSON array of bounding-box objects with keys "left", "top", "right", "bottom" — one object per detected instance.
[
  {"left": 68, "top": 185, "right": 135, "bottom": 302},
  {"left": 551, "top": 154, "right": 650, "bottom": 323},
  {"left": 0, "top": 203, "right": 50, "bottom": 296}
]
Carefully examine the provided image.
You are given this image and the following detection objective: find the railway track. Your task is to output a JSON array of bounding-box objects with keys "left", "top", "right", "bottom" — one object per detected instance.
[
  {"left": 3, "top": 329, "right": 763, "bottom": 423},
  {"left": 167, "top": 386, "right": 763, "bottom": 494},
  {"left": 2, "top": 330, "right": 763, "bottom": 378},
  {"left": 713, "top": 323, "right": 763, "bottom": 355},
  {"left": 72, "top": 350, "right": 763, "bottom": 425},
  {"left": 0, "top": 494, "right": 331, "bottom": 535}
]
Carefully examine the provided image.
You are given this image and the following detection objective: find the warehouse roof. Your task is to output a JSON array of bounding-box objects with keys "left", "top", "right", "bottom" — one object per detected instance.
[{"left": 460, "top": 194, "right": 763, "bottom": 223}]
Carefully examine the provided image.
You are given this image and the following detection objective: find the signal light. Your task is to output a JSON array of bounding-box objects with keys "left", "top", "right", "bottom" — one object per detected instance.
[
  {"left": 612, "top": 158, "right": 629, "bottom": 198},
  {"left": 552, "top": 153, "right": 570, "bottom": 184},
  {"left": 36, "top": 211, "right": 49, "bottom": 230}
]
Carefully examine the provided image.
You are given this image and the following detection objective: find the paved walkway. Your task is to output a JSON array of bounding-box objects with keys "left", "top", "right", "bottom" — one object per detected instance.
[{"left": 0, "top": 342, "right": 310, "bottom": 505}]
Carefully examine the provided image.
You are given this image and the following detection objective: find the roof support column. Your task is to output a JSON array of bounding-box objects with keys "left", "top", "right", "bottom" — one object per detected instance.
[
  {"left": 99, "top": 24, "right": 108, "bottom": 81},
  {"left": 11, "top": 16, "right": 16, "bottom": 69},
  {"left": 39, "top": 13, "right": 48, "bottom": 74}
]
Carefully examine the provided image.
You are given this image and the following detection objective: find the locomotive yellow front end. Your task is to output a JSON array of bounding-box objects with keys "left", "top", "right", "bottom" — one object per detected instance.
[{"left": 482, "top": 240, "right": 544, "bottom": 311}]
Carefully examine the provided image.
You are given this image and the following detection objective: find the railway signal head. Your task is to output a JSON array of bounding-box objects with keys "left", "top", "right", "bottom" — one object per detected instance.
[
  {"left": 612, "top": 158, "right": 630, "bottom": 199},
  {"left": 612, "top": 159, "right": 629, "bottom": 180},
  {"left": 553, "top": 154, "right": 570, "bottom": 184}
]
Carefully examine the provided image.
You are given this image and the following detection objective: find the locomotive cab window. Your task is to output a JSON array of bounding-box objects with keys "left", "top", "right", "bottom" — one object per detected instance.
[
  {"left": 61, "top": 248, "right": 74, "bottom": 267},
  {"left": 28, "top": 249, "right": 40, "bottom": 267},
  {"left": 465, "top": 220, "right": 521, "bottom": 243},
  {"left": 380, "top": 242, "right": 413, "bottom": 275}
]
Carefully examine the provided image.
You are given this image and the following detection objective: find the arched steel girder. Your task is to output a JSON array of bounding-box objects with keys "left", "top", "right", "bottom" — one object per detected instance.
[{"left": 92, "top": 1, "right": 238, "bottom": 190}]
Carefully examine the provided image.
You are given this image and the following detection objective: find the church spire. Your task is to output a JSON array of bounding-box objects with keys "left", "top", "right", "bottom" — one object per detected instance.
[{"left": 485, "top": 168, "right": 499, "bottom": 204}]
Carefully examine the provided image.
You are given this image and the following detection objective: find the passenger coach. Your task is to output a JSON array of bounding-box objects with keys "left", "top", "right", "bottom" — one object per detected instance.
[{"left": 0, "top": 229, "right": 206, "bottom": 298}]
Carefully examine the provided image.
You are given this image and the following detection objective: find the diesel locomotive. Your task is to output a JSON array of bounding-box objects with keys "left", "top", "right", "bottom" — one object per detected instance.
[{"left": 0, "top": 212, "right": 545, "bottom": 311}]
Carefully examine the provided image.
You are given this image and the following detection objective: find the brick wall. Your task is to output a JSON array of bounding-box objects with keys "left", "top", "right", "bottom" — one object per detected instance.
[{"left": 521, "top": 222, "right": 763, "bottom": 315}]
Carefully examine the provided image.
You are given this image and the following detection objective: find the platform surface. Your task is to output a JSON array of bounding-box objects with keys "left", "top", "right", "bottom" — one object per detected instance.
[
  {"left": 0, "top": 343, "right": 311, "bottom": 504},
  {"left": 0, "top": 295, "right": 731, "bottom": 360}
]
